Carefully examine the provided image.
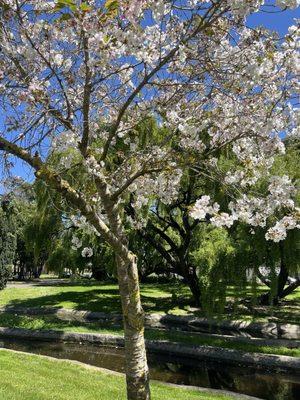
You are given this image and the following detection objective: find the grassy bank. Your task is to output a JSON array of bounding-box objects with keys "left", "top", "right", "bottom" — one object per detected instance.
[
  {"left": 0, "top": 349, "right": 238, "bottom": 400},
  {"left": 0, "top": 313, "right": 298, "bottom": 357},
  {"left": 2, "top": 280, "right": 299, "bottom": 324}
]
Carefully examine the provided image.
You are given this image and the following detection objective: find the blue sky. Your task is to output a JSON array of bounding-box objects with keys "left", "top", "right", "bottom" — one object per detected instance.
[{"left": 0, "top": 4, "right": 299, "bottom": 194}]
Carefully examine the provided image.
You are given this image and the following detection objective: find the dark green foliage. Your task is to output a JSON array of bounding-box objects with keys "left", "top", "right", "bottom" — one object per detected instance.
[
  {"left": 0, "top": 201, "right": 16, "bottom": 289},
  {"left": 25, "top": 179, "right": 116, "bottom": 280},
  {"left": 129, "top": 231, "right": 168, "bottom": 281},
  {"left": 190, "top": 225, "right": 236, "bottom": 314}
]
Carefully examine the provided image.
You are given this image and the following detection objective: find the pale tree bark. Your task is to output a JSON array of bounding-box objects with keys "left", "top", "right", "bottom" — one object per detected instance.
[{"left": 117, "top": 255, "right": 150, "bottom": 400}]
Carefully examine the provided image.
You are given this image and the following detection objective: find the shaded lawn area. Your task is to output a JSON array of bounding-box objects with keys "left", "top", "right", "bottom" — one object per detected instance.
[
  {"left": 0, "top": 313, "right": 299, "bottom": 358},
  {"left": 0, "top": 280, "right": 299, "bottom": 324},
  {"left": 0, "top": 349, "right": 234, "bottom": 400}
]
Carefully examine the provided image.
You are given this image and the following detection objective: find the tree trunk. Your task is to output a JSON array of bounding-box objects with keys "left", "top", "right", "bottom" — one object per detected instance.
[
  {"left": 281, "top": 278, "right": 300, "bottom": 298},
  {"left": 116, "top": 254, "right": 150, "bottom": 400},
  {"left": 91, "top": 266, "right": 106, "bottom": 281},
  {"left": 179, "top": 262, "right": 201, "bottom": 307},
  {"left": 259, "top": 243, "right": 289, "bottom": 305},
  {"left": 276, "top": 242, "right": 289, "bottom": 299},
  {"left": 185, "top": 270, "right": 201, "bottom": 307}
]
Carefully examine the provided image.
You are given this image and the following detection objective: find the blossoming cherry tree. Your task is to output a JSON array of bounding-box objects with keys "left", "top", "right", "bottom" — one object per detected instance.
[{"left": 0, "top": 1, "right": 299, "bottom": 399}]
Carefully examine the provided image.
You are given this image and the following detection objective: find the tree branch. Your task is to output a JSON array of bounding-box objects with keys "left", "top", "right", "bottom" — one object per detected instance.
[
  {"left": 256, "top": 269, "right": 271, "bottom": 288},
  {"left": 281, "top": 278, "right": 300, "bottom": 298},
  {"left": 111, "top": 167, "right": 162, "bottom": 201},
  {"left": 139, "top": 229, "right": 177, "bottom": 268},
  {"left": 79, "top": 32, "right": 92, "bottom": 156},
  {"left": 148, "top": 221, "right": 179, "bottom": 254}
]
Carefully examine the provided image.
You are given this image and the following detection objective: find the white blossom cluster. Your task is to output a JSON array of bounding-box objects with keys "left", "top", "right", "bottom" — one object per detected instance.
[
  {"left": 70, "top": 215, "right": 100, "bottom": 236},
  {"left": 190, "top": 195, "right": 235, "bottom": 228},
  {"left": 265, "top": 216, "right": 299, "bottom": 242},
  {"left": 71, "top": 235, "right": 93, "bottom": 258},
  {"left": 71, "top": 236, "right": 82, "bottom": 250},
  {"left": 52, "top": 131, "right": 79, "bottom": 152},
  {"left": 276, "top": 0, "right": 300, "bottom": 9},
  {"left": 191, "top": 175, "right": 299, "bottom": 242},
  {"left": 81, "top": 247, "right": 93, "bottom": 258},
  {"left": 131, "top": 168, "right": 183, "bottom": 210},
  {"left": 70, "top": 217, "right": 96, "bottom": 259}
]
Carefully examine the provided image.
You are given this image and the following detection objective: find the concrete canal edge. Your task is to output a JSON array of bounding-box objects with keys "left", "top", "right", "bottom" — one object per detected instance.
[
  {"left": 146, "top": 313, "right": 300, "bottom": 340},
  {"left": 0, "top": 326, "right": 299, "bottom": 374},
  {"left": 0, "top": 347, "right": 263, "bottom": 400},
  {"left": 1, "top": 305, "right": 299, "bottom": 339}
]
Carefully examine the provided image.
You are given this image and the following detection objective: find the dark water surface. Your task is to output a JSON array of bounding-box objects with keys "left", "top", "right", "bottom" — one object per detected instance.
[{"left": 0, "top": 337, "right": 299, "bottom": 400}]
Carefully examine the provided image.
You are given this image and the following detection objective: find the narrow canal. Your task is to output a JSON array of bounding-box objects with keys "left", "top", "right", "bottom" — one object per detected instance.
[{"left": 0, "top": 337, "right": 299, "bottom": 400}]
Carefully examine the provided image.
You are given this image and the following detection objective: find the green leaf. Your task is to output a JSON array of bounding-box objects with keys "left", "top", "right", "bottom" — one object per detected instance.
[
  {"left": 0, "top": 3, "right": 11, "bottom": 12},
  {"left": 54, "top": 0, "right": 76, "bottom": 11},
  {"left": 105, "top": 0, "right": 119, "bottom": 11},
  {"left": 58, "top": 0, "right": 76, "bottom": 5},
  {"left": 59, "top": 13, "right": 73, "bottom": 21},
  {"left": 80, "top": 3, "right": 92, "bottom": 12}
]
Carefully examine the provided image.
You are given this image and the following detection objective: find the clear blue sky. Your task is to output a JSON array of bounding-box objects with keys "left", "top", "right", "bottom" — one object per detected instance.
[{"left": 0, "top": 4, "right": 299, "bottom": 193}]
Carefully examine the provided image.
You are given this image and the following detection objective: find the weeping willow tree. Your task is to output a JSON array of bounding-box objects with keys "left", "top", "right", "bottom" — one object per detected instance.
[
  {"left": 22, "top": 177, "right": 116, "bottom": 280},
  {"left": 248, "top": 138, "right": 300, "bottom": 304},
  {"left": 191, "top": 226, "right": 237, "bottom": 314},
  {"left": 194, "top": 138, "right": 300, "bottom": 309},
  {"left": 243, "top": 228, "right": 299, "bottom": 305}
]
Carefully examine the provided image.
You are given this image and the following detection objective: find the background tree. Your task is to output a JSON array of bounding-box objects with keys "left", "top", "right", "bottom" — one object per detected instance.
[
  {"left": 0, "top": 199, "right": 16, "bottom": 289},
  {"left": 246, "top": 139, "right": 300, "bottom": 304}
]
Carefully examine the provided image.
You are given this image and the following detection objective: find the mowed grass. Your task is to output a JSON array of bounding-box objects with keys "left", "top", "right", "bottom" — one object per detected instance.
[
  {"left": 0, "top": 313, "right": 299, "bottom": 358},
  {"left": 1, "top": 280, "right": 299, "bottom": 323},
  {"left": 0, "top": 349, "right": 236, "bottom": 400},
  {"left": 0, "top": 282, "right": 176, "bottom": 314}
]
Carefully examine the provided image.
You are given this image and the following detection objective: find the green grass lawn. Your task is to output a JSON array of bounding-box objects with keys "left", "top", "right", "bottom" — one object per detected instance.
[
  {"left": 0, "top": 349, "right": 237, "bottom": 400},
  {"left": 0, "top": 313, "right": 298, "bottom": 357},
  {"left": 1, "top": 280, "right": 299, "bottom": 324}
]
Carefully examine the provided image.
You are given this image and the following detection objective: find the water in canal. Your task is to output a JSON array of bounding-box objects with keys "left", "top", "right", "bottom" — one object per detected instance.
[{"left": 0, "top": 337, "right": 299, "bottom": 400}]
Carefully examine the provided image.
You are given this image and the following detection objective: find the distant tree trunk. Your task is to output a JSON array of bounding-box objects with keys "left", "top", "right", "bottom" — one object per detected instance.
[
  {"left": 259, "top": 243, "right": 290, "bottom": 305},
  {"left": 33, "top": 265, "right": 43, "bottom": 279},
  {"left": 184, "top": 266, "right": 201, "bottom": 307},
  {"left": 91, "top": 266, "right": 106, "bottom": 281},
  {"left": 18, "top": 264, "right": 25, "bottom": 281},
  {"left": 139, "top": 229, "right": 202, "bottom": 307}
]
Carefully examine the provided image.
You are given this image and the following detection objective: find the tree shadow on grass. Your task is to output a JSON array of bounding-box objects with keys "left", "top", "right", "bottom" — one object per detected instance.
[
  {"left": 3, "top": 288, "right": 190, "bottom": 316},
  {"left": 141, "top": 294, "right": 191, "bottom": 315},
  {"left": 3, "top": 289, "right": 122, "bottom": 313},
  {"left": 5, "top": 280, "right": 192, "bottom": 315},
  {"left": 4, "top": 291, "right": 184, "bottom": 315},
  {"left": 30, "top": 279, "right": 114, "bottom": 288}
]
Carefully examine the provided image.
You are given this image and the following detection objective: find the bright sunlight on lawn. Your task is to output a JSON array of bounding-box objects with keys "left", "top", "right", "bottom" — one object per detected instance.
[{"left": 0, "top": 350, "right": 237, "bottom": 400}]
